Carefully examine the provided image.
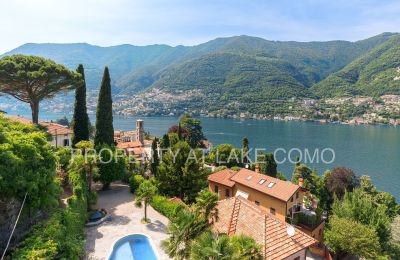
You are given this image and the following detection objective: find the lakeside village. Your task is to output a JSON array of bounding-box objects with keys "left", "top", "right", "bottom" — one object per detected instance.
[
  {"left": 1, "top": 57, "right": 399, "bottom": 260},
  {"left": 114, "top": 89, "right": 400, "bottom": 126}
]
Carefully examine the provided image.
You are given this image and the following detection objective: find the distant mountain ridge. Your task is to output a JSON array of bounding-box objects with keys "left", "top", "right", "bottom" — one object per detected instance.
[{"left": 1, "top": 33, "right": 399, "bottom": 100}]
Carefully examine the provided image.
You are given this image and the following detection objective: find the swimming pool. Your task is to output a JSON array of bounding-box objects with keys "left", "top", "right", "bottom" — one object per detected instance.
[{"left": 108, "top": 234, "right": 158, "bottom": 260}]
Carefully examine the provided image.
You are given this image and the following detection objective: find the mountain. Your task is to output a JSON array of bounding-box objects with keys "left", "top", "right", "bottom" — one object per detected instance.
[
  {"left": 1, "top": 33, "right": 398, "bottom": 101},
  {"left": 311, "top": 34, "right": 400, "bottom": 97}
]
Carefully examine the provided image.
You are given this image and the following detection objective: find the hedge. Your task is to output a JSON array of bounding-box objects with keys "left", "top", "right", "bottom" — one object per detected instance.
[{"left": 150, "top": 195, "right": 185, "bottom": 219}]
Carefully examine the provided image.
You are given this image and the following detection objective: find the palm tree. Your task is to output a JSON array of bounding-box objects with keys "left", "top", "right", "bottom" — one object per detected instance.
[
  {"left": 230, "top": 234, "right": 262, "bottom": 260},
  {"left": 194, "top": 190, "right": 219, "bottom": 221},
  {"left": 190, "top": 231, "right": 234, "bottom": 260},
  {"left": 161, "top": 210, "right": 208, "bottom": 259},
  {"left": 135, "top": 180, "right": 157, "bottom": 222}
]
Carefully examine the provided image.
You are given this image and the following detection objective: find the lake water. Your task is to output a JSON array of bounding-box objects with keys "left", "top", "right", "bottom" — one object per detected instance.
[{"left": 6, "top": 111, "right": 400, "bottom": 199}]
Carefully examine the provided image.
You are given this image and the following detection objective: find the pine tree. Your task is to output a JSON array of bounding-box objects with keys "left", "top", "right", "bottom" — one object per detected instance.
[
  {"left": 94, "top": 67, "right": 114, "bottom": 147},
  {"left": 72, "top": 64, "right": 90, "bottom": 147}
]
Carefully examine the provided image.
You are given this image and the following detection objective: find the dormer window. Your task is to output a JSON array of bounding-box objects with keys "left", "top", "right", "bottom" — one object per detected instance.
[{"left": 258, "top": 179, "right": 266, "bottom": 185}]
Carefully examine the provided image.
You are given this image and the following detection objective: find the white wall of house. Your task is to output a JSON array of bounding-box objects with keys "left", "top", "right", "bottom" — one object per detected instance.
[
  {"left": 50, "top": 134, "right": 72, "bottom": 147},
  {"left": 283, "top": 248, "right": 306, "bottom": 260}
]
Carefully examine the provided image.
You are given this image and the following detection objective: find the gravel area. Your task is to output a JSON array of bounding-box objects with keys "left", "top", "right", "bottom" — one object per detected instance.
[{"left": 85, "top": 183, "right": 170, "bottom": 260}]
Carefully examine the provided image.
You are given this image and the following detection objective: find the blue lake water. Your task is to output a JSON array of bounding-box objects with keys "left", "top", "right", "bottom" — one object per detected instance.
[
  {"left": 108, "top": 234, "right": 157, "bottom": 260},
  {"left": 6, "top": 110, "right": 400, "bottom": 199}
]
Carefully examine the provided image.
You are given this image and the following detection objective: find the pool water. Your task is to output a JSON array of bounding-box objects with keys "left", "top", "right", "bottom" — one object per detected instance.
[{"left": 108, "top": 234, "right": 157, "bottom": 260}]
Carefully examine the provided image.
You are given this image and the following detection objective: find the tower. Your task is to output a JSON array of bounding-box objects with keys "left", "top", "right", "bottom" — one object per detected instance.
[{"left": 136, "top": 119, "right": 144, "bottom": 144}]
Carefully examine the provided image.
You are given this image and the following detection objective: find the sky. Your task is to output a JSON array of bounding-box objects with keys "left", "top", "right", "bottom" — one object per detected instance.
[{"left": 0, "top": 0, "right": 399, "bottom": 53}]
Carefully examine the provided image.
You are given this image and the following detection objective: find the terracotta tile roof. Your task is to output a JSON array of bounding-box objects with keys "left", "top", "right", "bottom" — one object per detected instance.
[
  {"left": 116, "top": 141, "right": 143, "bottom": 149},
  {"left": 127, "top": 147, "right": 144, "bottom": 155},
  {"left": 213, "top": 196, "right": 317, "bottom": 260},
  {"left": 231, "top": 169, "right": 300, "bottom": 202},
  {"left": 8, "top": 116, "right": 73, "bottom": 136},
  {"left": 40, "top": 122, "right": 73, "bottom": 135},
  {"left": 207, "top": 169, "right": 237, "bottom": 187},
  {"left": 8, "top": 115, "right": 33, "bottom": 125}
]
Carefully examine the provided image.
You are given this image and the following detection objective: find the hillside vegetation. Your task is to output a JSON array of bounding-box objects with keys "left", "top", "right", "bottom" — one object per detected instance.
[
  {"left": 1, "top": 33, "right": 398, "bottom": 101},
  {"left": 312, "top": 35, "right": 400, "bottom": 97}
]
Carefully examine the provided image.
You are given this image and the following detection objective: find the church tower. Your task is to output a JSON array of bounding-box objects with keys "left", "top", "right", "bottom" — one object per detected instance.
[{"left": 136, "top": 119, "right": 144, "bottom": 144}]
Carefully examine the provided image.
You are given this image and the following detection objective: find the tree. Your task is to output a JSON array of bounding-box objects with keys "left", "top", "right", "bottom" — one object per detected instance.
[
  {"left": 230, "top": 234, "right": 262, "bottom": 260},
  {"left": 180, "top": 114, "right": 205, "bottom": 148},
  {"left": 332, "top": 188, "right": 392, "bottom": 249},
  {"left": 55, "top": 116, "right": 69, "bottom": 126},
  {"left": 0, "top": 55, "right": 80, "bottom": 124},
  {"left": 258, "top": 153, "right": 277, "bottom": 177},
  {"left": 0, "top": 116, "right": 60, "bottom": 209},
  {"left": 94, "top": 67, "right": 114, "bottom": 147},
  {"left": 194, "top": 190, "right": 219, "bottom": 221},
  {"left": 207, "top": 144, "right": 242, "bottom": 167},
  {"left": 72, "top": 64, "right": 90, "bottom": 147},
  {"left": 135, "top": 180, "right": 158, "bottom": 222},
  {"left": 292, "top": 163, "right": 320, "bottom": 195},
  {"left": 74, "top": 140, "right": 96, "bottom": 192},
  {"left": 190, "top": 231, "right": 234, "bottom": 260},
  {"left": 94, "top": 145, "right": 126, "bottom": 189},
  {"left": 150, "top": 138, "right": 159, "bottom": 176},
  {"left": 324, "top": 216, "right": 380, "bottom": 259},
  {"left": 242, "top": 137, "right": 249, "bottom": 164},
  {"left": 157, "top": 141, "right": 209, "bottom": 202},
  {"left": 325, "top": 167, "right": 359, "bottom": 199},
  {"left": 190, "top": 232, "right": 262, "bottom": 260},
  {"left": 160, "top": 134, "right": 170, "bottom": 148},
  {"left": 162, "top": 209, "right": 208, "bottom": 259}
]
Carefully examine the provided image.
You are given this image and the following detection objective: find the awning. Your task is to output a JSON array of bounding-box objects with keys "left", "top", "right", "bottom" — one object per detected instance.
[{"left": 235, "top": 190, "right": 249, "bottom": 199}]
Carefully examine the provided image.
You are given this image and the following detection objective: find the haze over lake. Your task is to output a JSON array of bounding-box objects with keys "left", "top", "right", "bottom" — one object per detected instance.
[{"left": 8, "top": 111, "right": 400, "bottom": 199}]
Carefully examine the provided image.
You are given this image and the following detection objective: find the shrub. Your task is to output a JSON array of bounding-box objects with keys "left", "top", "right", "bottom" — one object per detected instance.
[
  {"left": 151, "top": 195, "right": 185, "bottom": 219},
  {"left": 129, "top": 174, "right": 145, "bottom": 193}
]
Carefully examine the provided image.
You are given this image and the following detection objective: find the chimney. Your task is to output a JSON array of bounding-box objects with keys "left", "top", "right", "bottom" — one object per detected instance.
[
  {"left": 298, "top": 178, "right": 304, "bottom": 188},
  {"left": 255, "top": 164, "right": 260, "bottom": 173}
]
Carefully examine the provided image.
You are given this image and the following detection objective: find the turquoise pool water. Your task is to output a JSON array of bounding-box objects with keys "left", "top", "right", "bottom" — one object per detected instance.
[{"left": 108, "top": 234, "right": 157, "bottom": 260}]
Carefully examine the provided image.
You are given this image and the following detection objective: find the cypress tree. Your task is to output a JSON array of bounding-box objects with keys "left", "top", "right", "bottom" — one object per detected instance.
[
  {"left": 242, "top": 137, "right": 249, "bottom": 164},
  {"left": 94, "top": 67, "right": 114, "bottom": 147},
  {"left": 150, "top": 138, "right": 159, "bottom": 176},
  {"left": 72, "top": 64, "right": 90, "bottom": 147}
]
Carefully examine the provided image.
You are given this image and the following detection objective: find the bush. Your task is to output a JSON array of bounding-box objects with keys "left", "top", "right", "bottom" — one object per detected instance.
[
  {"left": 129, "top": 174, "right": 145, "bottom": 193},
  {"left": 13, "top": 154, "right": 89, "bottom": 259},
  {"left": 150, "top": 195, "right": 185, "bottom": 219}
]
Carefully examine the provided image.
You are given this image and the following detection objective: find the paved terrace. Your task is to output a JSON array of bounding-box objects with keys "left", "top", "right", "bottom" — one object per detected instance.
[{"left": 85, "top": 183, "right": 170, "bottom": 260}]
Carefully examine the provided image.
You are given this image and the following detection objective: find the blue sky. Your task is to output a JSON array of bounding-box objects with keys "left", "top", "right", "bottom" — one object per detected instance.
[{"left": 0, "top": 0, "right": 399, "bottom": 53}]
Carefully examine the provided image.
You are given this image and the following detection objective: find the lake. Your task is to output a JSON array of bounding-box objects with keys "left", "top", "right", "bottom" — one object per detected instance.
[{"left": 6, "top": 111, "right": 400, "bottom": 199}]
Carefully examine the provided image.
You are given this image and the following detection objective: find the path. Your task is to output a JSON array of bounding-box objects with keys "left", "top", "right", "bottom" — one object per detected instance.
[{"left": 85, "top": 183, "right": 170, "bottom": 259}]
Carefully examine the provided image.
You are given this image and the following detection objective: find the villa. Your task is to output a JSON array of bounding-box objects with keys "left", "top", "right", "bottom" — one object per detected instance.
[
  {"left": 212, "top": 196, "right": 317, "bottom": 260},
  {"left": 208, "top": 168, "right": 325, "bottom": 243},
  {"left": 8, "top": 115, "right": 73, "bottom": 147}
]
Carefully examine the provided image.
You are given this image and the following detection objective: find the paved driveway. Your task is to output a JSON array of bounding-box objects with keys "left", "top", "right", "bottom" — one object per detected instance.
[{"left": 85, "top": 183, "right": 170, "bottom": 260}]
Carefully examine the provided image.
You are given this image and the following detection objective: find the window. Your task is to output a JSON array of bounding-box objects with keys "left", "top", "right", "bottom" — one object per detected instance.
[
  {"left": 63, "top": 139, "right": 69, "bottom": 146},
  {"left": 246, "top": 175, "right": 253, "bottom": 180},
  {"left": 270, "top": 208, "right": 276, "bottom": 215},
  {"left": 290, "top": 196, "right": 293, "bottom": 202},
  {"left": 267, "top": 182, "right": 275, "bottom": 188},
  {"left": 225, "top": 189, "right": 230, "bottom": 197},
  {"left": 296, "top": 191, "right": 299, "bottom": 199},
  {"left": 294, "top": 257, "right": 300, "bottom": 260},
  {"left": 214, "top": 185, "right": 219, "bottom": 193},
  {"left": 255, "top": 201, "right": 260, "bottom": 206},
  {"left": 258, "top": 179, "right": 266, "bottom": 185}
]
